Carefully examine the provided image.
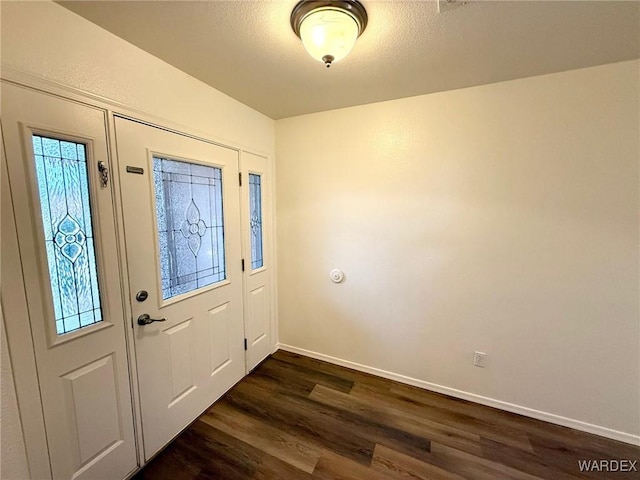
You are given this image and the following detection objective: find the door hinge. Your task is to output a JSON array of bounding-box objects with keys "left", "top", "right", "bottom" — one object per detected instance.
[
  {"left": 241, "top": 258, "right": 245, "bottom": 271},
  {"left": 244, "top": 338, "right": 248, "bottom": 351},
  {"left": 239, "top": 172, "right": 242, "bottom": 186}
]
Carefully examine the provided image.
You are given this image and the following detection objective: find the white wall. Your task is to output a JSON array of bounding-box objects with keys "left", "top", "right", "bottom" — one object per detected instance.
[
  {"left": 0, "top": 1, "right": 275, "bottom": 476},
  {"left": 2, "top": 1, "right": 638, "bottom": 466},
  {"left": 0, "top": 1, "right": 274, "bottom": 155},
  {"left": 276, "top": 60, "right": 640, "bottom": 440}
]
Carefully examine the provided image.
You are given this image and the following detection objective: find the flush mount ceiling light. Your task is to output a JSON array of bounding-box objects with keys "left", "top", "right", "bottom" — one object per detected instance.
[{"left": 291, "top": 0, "right": 368, "bottom": 68}]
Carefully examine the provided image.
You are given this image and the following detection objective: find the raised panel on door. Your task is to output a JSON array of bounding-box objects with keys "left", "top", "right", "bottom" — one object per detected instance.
[
  {"left": 2, "top": 82, "right": 137, "bottom": 480},
  {"left": 208, "top": 303, "right": 232, "bottom": 374},
  {"left": 163, "top": 318, "right": 197, "bottom": 405},
  {"left": 60, "top": 355, "right": 123, "bottom": 468},
  {"left": 248, "top": 286, "right": 267, "bottom": 347},
  {"left": 115, "top": 117, "right": 245, "bottom": 460},
  {"left": 241, "top": 152, "right": 273, "bottom": 371}
]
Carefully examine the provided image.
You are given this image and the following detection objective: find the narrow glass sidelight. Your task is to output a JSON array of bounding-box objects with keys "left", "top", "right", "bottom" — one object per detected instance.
[
  {"left": 32, "top": 135, "right": 103, "bottom": 335},
  {"left": 249, "top": 173, "right": 264, "bottom": 270},
  {"left": 153, "top": 157, "right": 226, "bottom": 300}
]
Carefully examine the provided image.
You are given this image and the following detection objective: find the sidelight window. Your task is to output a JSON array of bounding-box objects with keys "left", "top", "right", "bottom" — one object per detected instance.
[
  {"left": 32, "top": 135, "right": 103, "bottom": 335},
  {"left": 249, "top": 173, "right": 263, "bottom": 270}
]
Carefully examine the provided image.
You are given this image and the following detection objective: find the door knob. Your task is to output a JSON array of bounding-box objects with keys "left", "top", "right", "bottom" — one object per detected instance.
[{"left": 137, "top": 314, "right": 167, "bottom": 326}]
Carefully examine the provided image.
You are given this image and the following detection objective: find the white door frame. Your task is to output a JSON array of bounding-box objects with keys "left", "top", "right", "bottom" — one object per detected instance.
[
  {"left": 1, "top": 117, "right": 52, "bottom": 480},
  {"left": 1, "top": 70, "right": 278, "bottom": 477},
  {"left": 240, "top": 151, "right": 276, "bottom": 372}
]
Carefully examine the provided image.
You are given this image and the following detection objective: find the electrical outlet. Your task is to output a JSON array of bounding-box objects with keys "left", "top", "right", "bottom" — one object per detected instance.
[
  {"left": 473, "top": 351, "right": 486, "bottom": 367},
  {"left": 438, "top": 0, "right": 468, "bottom": 14}
]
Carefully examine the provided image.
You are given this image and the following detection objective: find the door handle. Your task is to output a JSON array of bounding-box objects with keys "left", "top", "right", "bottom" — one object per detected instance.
[{"left": 137, "top": 314, "right": 167, "bottom": 326}]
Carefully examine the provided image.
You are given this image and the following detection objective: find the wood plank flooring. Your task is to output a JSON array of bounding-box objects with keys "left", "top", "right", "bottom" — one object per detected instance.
[{"left": 134, "top": 351, "right": 639, "bottom": 480}]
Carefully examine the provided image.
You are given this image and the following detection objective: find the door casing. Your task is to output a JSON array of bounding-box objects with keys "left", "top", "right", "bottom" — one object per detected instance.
[
  {"left": 1, "top": 73, "right": 277, "bottom": 478},
  {"left": 2, "top": 82, "right": 138, "bottom": 479}
]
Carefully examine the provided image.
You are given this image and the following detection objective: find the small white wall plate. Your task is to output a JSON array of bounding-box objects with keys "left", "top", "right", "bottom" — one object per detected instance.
[
  {"left": 438, "top": 0, "right": 467, "bottom": 13},
  {"left": 329, "top": 269, "right": 344, "bottom": 283}
]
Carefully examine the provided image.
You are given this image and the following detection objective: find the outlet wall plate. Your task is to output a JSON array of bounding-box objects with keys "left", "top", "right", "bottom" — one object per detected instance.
[
  {"left": 438, "top": 0, "right": 468, "bottom": 14},
  {"left": 473, "top": 351, "right": 486, "bottom": 367}
]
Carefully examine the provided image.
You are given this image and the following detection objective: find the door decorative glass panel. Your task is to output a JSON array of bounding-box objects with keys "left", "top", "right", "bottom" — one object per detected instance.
[
  {"left": 32, "top": 135, "right": 103, "bottom": 335},
  {"left": 249, "top": 173, "right": 264, "bottom": 270},
  {"left": 153, "top": 157, "right": 226, "bottom": 300}
]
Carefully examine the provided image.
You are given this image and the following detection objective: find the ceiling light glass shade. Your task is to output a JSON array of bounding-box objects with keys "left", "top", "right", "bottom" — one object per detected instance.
[
  {"left": 291, "top": 1, "right": 368, "bottom": 68},
  {"left": 299, "top": 8, "right": 359, "bottom": 67}
]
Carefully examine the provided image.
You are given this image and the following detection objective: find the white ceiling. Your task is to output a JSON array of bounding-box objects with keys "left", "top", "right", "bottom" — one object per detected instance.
[{"left": 58, "top": 0, "right": 639, "bottom": 120}]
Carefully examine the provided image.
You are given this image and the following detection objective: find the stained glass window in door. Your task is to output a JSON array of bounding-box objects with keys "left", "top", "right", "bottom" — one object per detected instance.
[
  {"left": 32, "top": 135, "right": 103, "bottom": 335},
  {"left": 153, "top": 157, "right": 226, "bottom": 300},
  {"left": 249, "top": 173, "right": 263, "bottom": 270}
]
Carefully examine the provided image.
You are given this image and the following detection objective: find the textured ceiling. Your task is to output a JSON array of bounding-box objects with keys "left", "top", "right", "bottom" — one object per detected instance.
[{"left": 58, "top": 1, "right": 639, "bottom": 120}]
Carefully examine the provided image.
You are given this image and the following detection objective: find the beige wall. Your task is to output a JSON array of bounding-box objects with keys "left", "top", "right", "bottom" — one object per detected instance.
[
  {"left": 0, "top": 1, "right": 275, "bottom": 476},
  {"left": 276, "top": 60, "right": 640, "bottom": 438},
  {"left": 0, "top": 1, "right": 274, "bottom": 155},
  {"left": 2, "top": 3, "right": 638, "bottom": 471}
]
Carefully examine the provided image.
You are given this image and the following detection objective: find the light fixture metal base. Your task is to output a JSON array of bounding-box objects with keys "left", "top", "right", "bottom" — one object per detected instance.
[{"left": 290, "top": 0, "right": 368, "bottom": 38}]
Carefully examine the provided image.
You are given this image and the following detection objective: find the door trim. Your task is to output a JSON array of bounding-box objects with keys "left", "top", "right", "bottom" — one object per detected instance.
[
  {"left": 3, "top": 83, "right": 139, "bottom": 479},
  {"left": 1, "top": 125, "right": 52, "bottom": 480},
  {"left": 1, "top": 70, "right": 278, "bottom": 475}
]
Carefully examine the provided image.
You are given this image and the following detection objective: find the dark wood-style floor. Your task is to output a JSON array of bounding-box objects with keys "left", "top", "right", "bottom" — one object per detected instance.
[{"left": 135, "top": 350, "right": 639, "bottom": 480}]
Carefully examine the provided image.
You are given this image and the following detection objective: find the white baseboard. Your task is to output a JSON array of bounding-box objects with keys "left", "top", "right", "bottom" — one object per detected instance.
[{"left": 276, "top": 343, "right": 640, "bottom": 446}]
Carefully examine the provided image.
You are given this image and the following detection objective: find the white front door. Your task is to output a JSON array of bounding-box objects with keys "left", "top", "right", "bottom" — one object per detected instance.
[
  {"left": 241, "top": 152, "right": 273, "bottom": 371},
  {"left": 2, "top": 83, "right": 137, "bottom": 479},
  {"left": 115, "top": 117, "right": 245, "bottom": 460}
]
